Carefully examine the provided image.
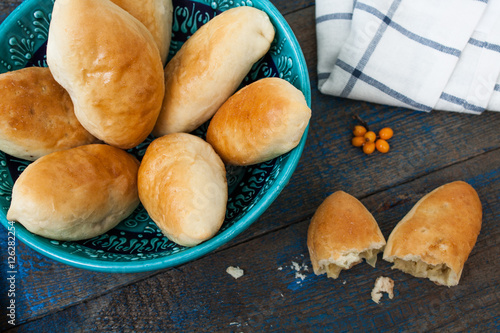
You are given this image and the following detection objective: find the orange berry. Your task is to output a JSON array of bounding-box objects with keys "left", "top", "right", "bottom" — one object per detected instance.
[
  {"left": 379, "top": 127, "right": 394, "bottom": 140},
  {"left": 353, "top": 125, "right": 367, "bottom": 137},
  {"left": 363, "top": 142, "right": 376, "bottom": 154},
  {"left": 352, "top": 136, "right": 365, "bottom": 147},
  {"left": 364, "top": 131, "right": 376, "bottom": 143},
  {"left": 375, "top": 139, "right": 390, "bottom": 153}
]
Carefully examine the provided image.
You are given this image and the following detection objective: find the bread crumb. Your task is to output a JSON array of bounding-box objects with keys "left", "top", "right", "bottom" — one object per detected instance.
[
  {"left": 290, "top": 260, "right": 309, "bottom": 284},
  {"left": 371, "top": 276, "right": 394, "bottom": 304},
  {"left": 226, "top": 266, "right": 244, "bottom": 279}
]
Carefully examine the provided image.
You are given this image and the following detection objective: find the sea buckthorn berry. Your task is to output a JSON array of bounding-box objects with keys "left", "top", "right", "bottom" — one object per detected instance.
[
  {"left": 363, "top": 142, "right": 376, "bottom": 154},
  {"left": 352, "top": 136, "right": 365, "bottom": 147},
  {"left": 379, "top": 127, "right": 393, "bottom": 140},
  {"left": 353, "top": 125, "right": 367, "bottom": 137},
  {"left": 375, "top": 139, "right": 390, "bottom": 153},
  {"left": 364, "top": 131, "right": 376, "bottom": 143}
]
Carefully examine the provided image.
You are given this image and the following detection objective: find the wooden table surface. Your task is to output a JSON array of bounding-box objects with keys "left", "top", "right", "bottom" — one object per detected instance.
[{"left": 1, "top": 0, "right": 499, "bottom": 332}]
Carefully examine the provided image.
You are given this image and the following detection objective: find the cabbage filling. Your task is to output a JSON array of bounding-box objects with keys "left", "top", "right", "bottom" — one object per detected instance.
[{"left": 321, "top": 248, "right": 382, "bottom": 279}]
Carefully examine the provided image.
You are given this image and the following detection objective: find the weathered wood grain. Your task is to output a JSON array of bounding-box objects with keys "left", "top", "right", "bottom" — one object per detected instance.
[
  {"left": 0, "top": 237, "right": 154, "bottom": 329},
  {"left": 6, "top": 148, "right": 499, "bottom": 332}
]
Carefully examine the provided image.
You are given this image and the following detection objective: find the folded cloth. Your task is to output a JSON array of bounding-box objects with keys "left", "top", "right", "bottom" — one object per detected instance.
[{"left": 316, "top": 0, "right": 500, "bottom": 113}]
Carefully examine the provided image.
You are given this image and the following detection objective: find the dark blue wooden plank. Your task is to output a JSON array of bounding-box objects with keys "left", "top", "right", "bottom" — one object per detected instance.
[
  {"left": 0, "top": 232, "right": 152, "bottom": 330},
  {"left": 0, "top": 2, "right": 18, "bottom": 23}
]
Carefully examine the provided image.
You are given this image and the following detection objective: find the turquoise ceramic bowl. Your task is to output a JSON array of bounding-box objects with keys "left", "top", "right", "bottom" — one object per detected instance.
[{"left": 0, "top": 0, "right": 310, "bottom": 272}]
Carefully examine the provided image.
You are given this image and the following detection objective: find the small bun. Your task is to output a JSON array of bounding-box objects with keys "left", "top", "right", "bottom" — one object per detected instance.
[
  {"left": 153, "top": 6, "right": 275, "bottom": 136},
  {"left": 0, "top": 67, "right": 98, "bottom": 161},
  {"left": 383, "top": 181, "right": 482, "bottom": 286},
  {"left": 307, "top": 191, "right": 386, "bottom": 279},
  {"left": 47, "top": 0, "right": 164, "bottom": 149},
  {"left": 138, "top": 133, "right": 228, "bottom": 247},
  {"left": 206, "top": 78, "right": 311, "bottom": 166},
  {"left": 7, "top": 144, "right": 140, "bottom": 241}
]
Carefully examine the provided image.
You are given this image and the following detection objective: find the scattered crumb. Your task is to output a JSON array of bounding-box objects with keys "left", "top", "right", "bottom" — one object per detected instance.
[
  {"left": 343, "top": 280, "right": 346, "bottom": 285},
  {"left": 226, "top": 266, "right": 244, "bottom": 279},
  {"left": 371, "top": 276, "right": 394, "bottom": 304},
  {"left": 277, "top": 257, "right": 310, "bottom": 287},
  {"left": 291, "top": 261, "right": 309, "bottom": 272}
]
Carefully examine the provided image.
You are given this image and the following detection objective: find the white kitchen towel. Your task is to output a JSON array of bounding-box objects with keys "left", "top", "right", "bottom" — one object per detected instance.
[{"left": 316, "top": 0, "right": 500, "bottom": 113}]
